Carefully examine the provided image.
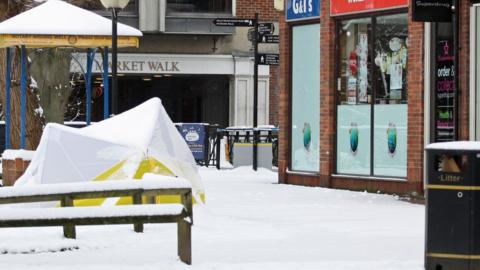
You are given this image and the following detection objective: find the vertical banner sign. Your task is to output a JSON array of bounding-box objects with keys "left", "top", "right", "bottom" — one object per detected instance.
[
  {"left": 286, "top": 0, "right": 320, "bottom": 21},
  {"left": 330, "top": 0, "right": 408, "bottom": 16},
  {"left": 435, "top": 39, "right": 456, "bottom": 142},
  {"left": 179, "top": 124, "right": 206, "bottom": 160},
  {"left": 412, "top": 0, "right": 452, "bottom": 22}
]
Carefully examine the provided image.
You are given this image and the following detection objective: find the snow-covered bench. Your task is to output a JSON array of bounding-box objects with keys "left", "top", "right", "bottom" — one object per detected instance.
[{"left": 0, "top": 178, "right": 193, "bottom": 264}]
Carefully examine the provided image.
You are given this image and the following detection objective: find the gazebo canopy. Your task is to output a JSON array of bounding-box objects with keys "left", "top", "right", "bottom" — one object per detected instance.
[{"left": 0, "top": 0, "right": 142, "bottom": 48}]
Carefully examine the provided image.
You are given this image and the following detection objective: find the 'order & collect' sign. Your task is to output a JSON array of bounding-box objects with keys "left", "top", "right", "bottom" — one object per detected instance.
[{"left": 330, "top": 0, "right": 408, "bottom": 16}]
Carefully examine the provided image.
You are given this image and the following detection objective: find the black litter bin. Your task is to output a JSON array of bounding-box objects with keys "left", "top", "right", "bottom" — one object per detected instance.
[{"left": 425, "top": 142, "right": 480, "bottom": 270}]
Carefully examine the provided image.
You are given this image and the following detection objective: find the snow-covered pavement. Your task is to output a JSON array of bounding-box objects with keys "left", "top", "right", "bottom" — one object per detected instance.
[{"left": 0, "top": 167, "right": 425, "bottom": 269}]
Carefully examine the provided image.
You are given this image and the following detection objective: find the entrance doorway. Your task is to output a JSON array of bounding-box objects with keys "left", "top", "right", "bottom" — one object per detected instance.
[{"left": 90, "top": 74, "right": 230, "bottom": 127}]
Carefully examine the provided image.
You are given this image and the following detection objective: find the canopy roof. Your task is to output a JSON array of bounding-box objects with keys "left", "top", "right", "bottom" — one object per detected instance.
[{"left": 0, "top": 0, "right": 142, "bottom": 48}]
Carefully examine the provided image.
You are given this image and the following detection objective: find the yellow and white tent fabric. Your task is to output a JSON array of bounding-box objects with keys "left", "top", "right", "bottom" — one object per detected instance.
[{"left": 15, "top": 98, "right": 204, "bottom": 204}]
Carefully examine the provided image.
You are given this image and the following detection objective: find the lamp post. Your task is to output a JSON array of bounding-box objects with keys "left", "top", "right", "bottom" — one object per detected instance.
[{"left": 100, "top": 0, "right": 130, "bottom": 115}]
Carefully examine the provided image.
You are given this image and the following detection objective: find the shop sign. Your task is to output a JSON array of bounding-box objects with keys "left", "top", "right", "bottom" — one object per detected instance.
[
  {"left": 178, "top": 124, "right": 206, "bottom": 161},
  {"left": 286, "top": 0, "right": 320, "bottom": 21},
  {"left": 330, "top": 0, "right": 408, "bottom": 16},
  {"left": 434, "top": 39, "right": 457, "bottom": 142},
  {"left": 412, "top": 0, "right": 452, "bottom": 22}
]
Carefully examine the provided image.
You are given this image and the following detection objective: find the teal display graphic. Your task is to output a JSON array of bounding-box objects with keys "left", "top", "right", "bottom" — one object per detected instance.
[
  {"left": 303, "top": 122, "right": 312, "bottom": 151},
  {"left": 387, "top": 123, "right": 397, "bottom": 156},
  {"left": 349, "top": 123, "right": 359, "bottom": 155}
]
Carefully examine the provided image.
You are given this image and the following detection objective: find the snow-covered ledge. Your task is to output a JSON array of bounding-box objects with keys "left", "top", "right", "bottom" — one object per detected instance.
[{"left": 2, "top": 150, "right": 35, "bottom": 187}]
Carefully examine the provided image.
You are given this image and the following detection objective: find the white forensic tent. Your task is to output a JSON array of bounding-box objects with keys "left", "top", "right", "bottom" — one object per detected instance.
[{"left": 15, "top": 98, "right": 204, "bottom": 202}]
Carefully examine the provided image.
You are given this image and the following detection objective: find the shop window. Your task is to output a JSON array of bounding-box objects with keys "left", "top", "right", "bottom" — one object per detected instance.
[
  {"left": 374, "top": 14, "right": 408, "bottom": 104},
  {"left": 336, "top": 13, "right": 408, "bottom": 178},
  {"left": 167, "top": 0, "right": 232, "bottom": 14},
  {"left": 290, "top": 24, "right": 320, "bottom": 172}
]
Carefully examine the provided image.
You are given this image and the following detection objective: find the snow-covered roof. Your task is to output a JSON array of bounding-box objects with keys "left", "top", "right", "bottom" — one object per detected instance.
[
  {"left": 0, "top": 0, "right": 142, "bottom": 37},
  {"left": 426, "top": 141, "right": 480, "bottom": 151}
]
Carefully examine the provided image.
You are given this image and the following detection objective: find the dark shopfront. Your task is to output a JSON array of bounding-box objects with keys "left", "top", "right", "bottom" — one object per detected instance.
[
  {"left": 278, "top": 0, "right": 425, "bottom": 196},
  {"left": 85, "top": 74, "right": 230, "bottom": 127}
]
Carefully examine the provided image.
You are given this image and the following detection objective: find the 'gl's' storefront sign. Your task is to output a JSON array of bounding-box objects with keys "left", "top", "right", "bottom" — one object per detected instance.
[
  {"left": 330, "top": 0, "right": 408, "bottom": 16},
  {"left": 286, "top": 0, "right": 320, "bottom": 21}
]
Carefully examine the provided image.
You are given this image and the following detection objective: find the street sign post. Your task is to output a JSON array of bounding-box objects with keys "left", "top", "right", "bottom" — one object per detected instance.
[
  {"left": 257, "top": 54, "right": 280, "bottom": 65},
  {"left": 214, "top": 14, "right": 280, "bottom": 170},
  {"left": 258, "top": 23, "right": 275, "bottom": 34},
  {"left": 213, "top": 18, "right": 255, "bottom": 27},
  {"left": 258, "top": 34, "right": 279, "bottom": 44}
]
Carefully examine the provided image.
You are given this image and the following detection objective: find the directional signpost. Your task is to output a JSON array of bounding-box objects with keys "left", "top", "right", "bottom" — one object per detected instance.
[
  {"left": 258, "top": 23, "right": 275, "bottom": 35},
  {"left": 258, "top": 34, "right": 279, "bottom": 44},
  {"left": 213, "top": 14, "right": 280, "bottom": 171},
  {"left": 257, "top": 53, "right": 279, "bottom": 65},
  {"left": 213, "top": 18, "right": 255, "bottom": 27}
]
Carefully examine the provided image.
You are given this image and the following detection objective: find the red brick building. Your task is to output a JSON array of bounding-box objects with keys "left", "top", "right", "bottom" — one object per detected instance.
[{"left": 277, "top": 0, "right": 475, "bottom": 196}]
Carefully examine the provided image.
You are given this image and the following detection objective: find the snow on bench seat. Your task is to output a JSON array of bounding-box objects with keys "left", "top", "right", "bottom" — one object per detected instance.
[
  {"left": 0, "top": 204, "right": 185, "bottom": 222},
  {"left": 0, "top": 178, "right": 192, "bottom": 199}
]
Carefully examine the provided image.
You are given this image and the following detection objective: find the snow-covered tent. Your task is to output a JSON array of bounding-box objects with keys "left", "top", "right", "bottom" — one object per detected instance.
[{"left": 15, "top": 98, "right": 204, "bottom": 204}]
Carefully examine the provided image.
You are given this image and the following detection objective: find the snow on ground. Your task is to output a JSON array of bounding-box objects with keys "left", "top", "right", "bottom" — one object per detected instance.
[{"left": 0, "top": 167, "right": 424, "bottom": 270}]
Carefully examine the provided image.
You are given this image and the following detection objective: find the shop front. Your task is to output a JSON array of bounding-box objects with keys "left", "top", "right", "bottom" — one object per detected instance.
[
  {"left": 279, "top": 0, "right": 425, "bottom": 195},
  {"left": 71, "top": 53, "right": 270, "bottom": 128}
]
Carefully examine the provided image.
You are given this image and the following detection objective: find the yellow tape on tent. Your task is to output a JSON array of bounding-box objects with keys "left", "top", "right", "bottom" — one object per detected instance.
[{"left": 72, "top": 157, "right": 205, "bottom": 206}]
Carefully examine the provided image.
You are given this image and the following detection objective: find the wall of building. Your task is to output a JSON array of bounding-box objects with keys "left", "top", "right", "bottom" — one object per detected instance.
[{"left": 115, "top": 0, "right": 281, "bottom": 126}]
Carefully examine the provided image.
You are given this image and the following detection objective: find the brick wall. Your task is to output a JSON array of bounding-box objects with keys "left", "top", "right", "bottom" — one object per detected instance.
[
  {"left": 2, "top": 158, "right": 30, "bottom": 186},
  {"left": 458, "top": 1, "right": 470, "bottom": 140},
  {"left": 237, "top": 0, "right": 280, "bottom": 126},
  {"left": 278, "top": 0, "right": 426, "bottom": 196},
  {"left": 236, "top": 0, "right": 280, "bottom": 21},
  {"left": 278, "top": 9, "right": 290, "bottom": 183},
  {"left": 405, "top": 5, "right": 425, "bottom": 190},
  {"left": 319, "top": 0, "right": 335, "bottom": 186}
]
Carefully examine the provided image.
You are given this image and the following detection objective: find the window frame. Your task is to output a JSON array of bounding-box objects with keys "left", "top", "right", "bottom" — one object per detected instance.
[
  {"left": 334, "top": 9, "right": 409, "bottom": 179},
  {"left": 288, "top": 19, "right": 321, "bottom": 174}
]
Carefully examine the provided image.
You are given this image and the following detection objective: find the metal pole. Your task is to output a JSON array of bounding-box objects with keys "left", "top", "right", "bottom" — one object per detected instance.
[
  {"left": 103, "top": 47, "right": 110, "bottom": 119},
  {"left": 111, "top": 8, "right": 119, "bottom": 115},
  {"left": 20, "top": 45, "right": 27, "bottom": 149},
  {"left": 253, "top": 12, "right": 259, "bottom": 171},
  {"left": 5, "top": 47, "right": 11, "bottom": 149},
  {"left": 216, "top": 129, "right": 222, "bottom": 170},
  {"left": 86, "top": 49, "right": 93, "bottom": 126}
]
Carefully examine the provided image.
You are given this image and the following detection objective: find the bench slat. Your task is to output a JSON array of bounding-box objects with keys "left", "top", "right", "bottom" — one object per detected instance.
[
  {"left": 0, "top": 204, "right": 185, "bottom": 221},
  {"left": 0, "top": 179, "right": 192, "bottom": 201},
  {"left": 0, "top": 204, "right": 187, "bottom": 227}
]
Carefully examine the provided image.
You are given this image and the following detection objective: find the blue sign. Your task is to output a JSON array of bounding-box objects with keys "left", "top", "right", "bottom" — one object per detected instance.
[
  {"left": 286, "top": 0, "right": 320, "bottom": 22},
  {"left": 179, "top": 124, "right": 206, "bottom": 160}
]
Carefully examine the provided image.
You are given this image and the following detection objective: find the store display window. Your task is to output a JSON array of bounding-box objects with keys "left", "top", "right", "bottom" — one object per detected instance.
[
  {"left": 290, "top": 23, "right": 320, "bottom": 172},
  {"left": 336, "top": 13, "right": 408, "bottom": 178}
]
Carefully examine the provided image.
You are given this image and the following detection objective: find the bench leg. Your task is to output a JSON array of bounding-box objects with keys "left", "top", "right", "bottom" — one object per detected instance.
[
  {"left": 177, "top": 219, "right": 191, "bottom": 265},
  {"left": 133, "top": 193, "right": 144, "bottom": 233},
  {"left": 63, "top": 223, "right": 76, "bottom": 239},
  {"left": 61, "top": 196, "right": 76, "bottom": 239}
]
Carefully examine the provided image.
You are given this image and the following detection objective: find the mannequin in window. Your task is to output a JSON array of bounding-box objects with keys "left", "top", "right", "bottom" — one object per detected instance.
[{"left": 374, "top": 37, "right": 407, "bottom": 101}]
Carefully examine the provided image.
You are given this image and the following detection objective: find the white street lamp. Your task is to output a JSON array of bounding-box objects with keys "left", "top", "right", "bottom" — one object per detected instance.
[
  {"left": 100, "top": 0, "right": 130, "bottom": 9},
  {"left": 100, "top": 0, "right": 130, "bottom": 115}
]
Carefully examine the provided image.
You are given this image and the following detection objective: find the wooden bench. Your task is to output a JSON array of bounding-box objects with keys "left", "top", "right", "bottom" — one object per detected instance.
[{"left": 0, "top": 178, "right": 193, "bottom": 264}]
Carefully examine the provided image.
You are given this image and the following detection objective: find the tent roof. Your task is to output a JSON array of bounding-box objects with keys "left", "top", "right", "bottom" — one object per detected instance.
[
  {"left": 0, "top": 0, "right": 142, "bottom": 36},
  {"left": 15, "top": 98, "right": 203, "bottom": 199},
  {"left": 0, "top": 0, "right": 142, "bottom": 48}
]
